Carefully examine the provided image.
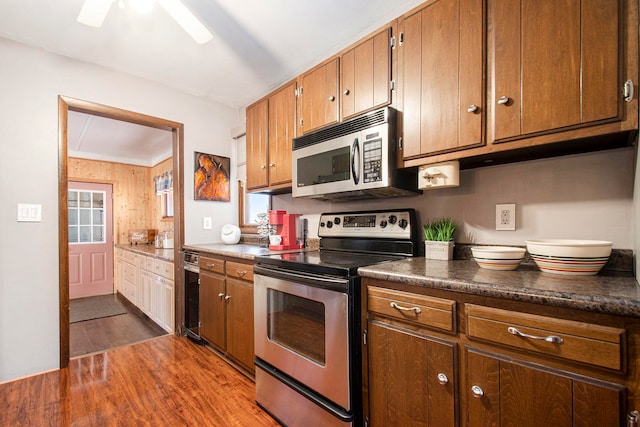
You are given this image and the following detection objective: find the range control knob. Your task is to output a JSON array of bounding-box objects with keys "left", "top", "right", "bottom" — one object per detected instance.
[
  {"left": 388, "top": 215, "right": 398, "bottom": 225},
  {"left": 398, "top": 218, "right": 408, "bottom": 229},
  {"left": 320, "top": 222, "right": 325, "bottom": 228},
  {"left": 326, "top": 221, "right": 333, "bottom": 229},
  {"left": 380, "top": 220, "right": 388, "bottom": 228},
  {"left": 334, "top": 217, "right": 341, "bottom": 225}
]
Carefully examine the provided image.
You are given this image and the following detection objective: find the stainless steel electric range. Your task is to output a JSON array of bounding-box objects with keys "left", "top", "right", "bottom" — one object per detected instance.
[{"left": 253, "top": 208, "right": 420, "bottom": 427}]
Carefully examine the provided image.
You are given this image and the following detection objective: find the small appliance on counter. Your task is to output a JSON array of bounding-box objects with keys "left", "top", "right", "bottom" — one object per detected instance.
[
  {"left": 128, "top": 229, "right": 157, "bottom": 245},
  {"left": 268, "top": 210, "right": 304, "bottom": 250},
  {"left": 221, "top": 224, "right": 241, "bottom": 244}
]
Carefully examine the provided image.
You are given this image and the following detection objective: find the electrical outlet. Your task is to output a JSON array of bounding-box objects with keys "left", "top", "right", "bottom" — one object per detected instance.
[
  {"left": 203, "top": 217, "right": 212, "bottom": 230},
  {"left": 495, "top": 204, "right": 516, "bottom": 231}
]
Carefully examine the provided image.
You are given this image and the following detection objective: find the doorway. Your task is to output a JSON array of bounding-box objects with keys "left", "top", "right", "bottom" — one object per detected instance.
[{"left": 58, "top": 96, "right": 185, "bottom": 368}]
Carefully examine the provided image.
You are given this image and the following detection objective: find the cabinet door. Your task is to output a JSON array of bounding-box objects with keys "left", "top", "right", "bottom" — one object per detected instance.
[
  {"left": 246, "top": 98, "right": 269, "bottom": 190},
  {"left": 199, "top": 270, "right": 225, "bottom": 349},
  {"left": 341, "top": 27, "right": 391, "bottom": 120},
  {"left": 401, "top": 0, "right": 483, "bottom": 158},
  {"left": 225, "top": 278, "right": 254, "bottom": 371},
  {"left": 466, "top": 348, "right": 624, "bottom": 427},
  {"left": 298, "top": 58, "right": 339, "bottom": 134},
  {"left": 491, "top": 0, "right": 621, "bottom": 141},
  {"left": 162, "top": 278, "right": 174, "bottom": 333},
  {"left": 368, "top": 320, "right": 456, "bottom": 427},
  {"left": 268, "top": 82, "right": 296, "bottom": 187}
]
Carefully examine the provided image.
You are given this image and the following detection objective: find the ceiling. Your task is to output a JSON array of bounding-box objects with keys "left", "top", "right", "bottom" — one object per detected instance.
[{"left": 1, "top": 0, "right": 424, "bottom": 164}]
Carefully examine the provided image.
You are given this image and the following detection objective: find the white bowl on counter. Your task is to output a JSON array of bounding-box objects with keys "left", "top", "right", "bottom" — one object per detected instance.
[
  {"left": 471, "top": 246, "right": 526, "bottom": 271},
  {"left": 525, "top": 239, "right": 612, "bottom": 276}
]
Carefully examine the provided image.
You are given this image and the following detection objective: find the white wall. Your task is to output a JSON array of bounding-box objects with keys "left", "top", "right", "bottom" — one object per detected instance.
[
  {"left": 0, "top": 37, "right": 239, "bottom": 382},
  {"left": 273, "top": 147, "right": 637, "bottom": 251}
]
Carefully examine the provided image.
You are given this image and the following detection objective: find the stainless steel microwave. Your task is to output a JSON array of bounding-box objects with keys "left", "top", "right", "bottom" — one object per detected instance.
[{"left": 292, "top": 107, "right": 420, "bottom": 201}]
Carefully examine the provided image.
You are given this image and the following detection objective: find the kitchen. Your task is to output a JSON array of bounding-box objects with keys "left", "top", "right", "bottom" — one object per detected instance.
[{"left": 1, "top": 0, "right": 640, "bottom": 425}]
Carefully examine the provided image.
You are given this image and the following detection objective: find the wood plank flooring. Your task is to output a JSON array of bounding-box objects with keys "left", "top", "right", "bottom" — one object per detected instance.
[
  {"left": 1, "top": 335, "right": 281, "bottom": 426},
  {"left": 70, "top": 292, "right": 168, "bottom": 358}
]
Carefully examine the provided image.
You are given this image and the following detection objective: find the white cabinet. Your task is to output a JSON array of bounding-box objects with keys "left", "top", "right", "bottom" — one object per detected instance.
[{"left": 114, "top": 247, "right": 174, "bottom": 333}]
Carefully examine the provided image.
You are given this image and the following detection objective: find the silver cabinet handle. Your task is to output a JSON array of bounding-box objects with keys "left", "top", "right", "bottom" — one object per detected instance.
[
  {"left": 217, "top": 292, "right": 224, "bottom": 299},
  {"left": 390, "top": 301, "right": 422, "bottom": 314},
  {"left": 237, "top": 270, "right": 247, "bottom": 277},
  {"left": 471, "top": 385, "right": 484, "bottom": 398},
  {"left": 260, "top": 165, "right": 266, "bottom": 169},
  {"left": 437, "top": 373, "right": 448, "bottom": 385},
  {"left": 206, "top": 263, "right": 215, "bottom": 268},
  {"left": 224, "top": 295, "right": 231, "bottom": 301},
  {"left": 343, "top": 89, "right": 350, "bottom": 95},
  {"left": 467, "top": 104, "right": 479, "bottom": 113},
  {"left": 497, "top": 96, "right": 510, "bottom": 105},
  {"left": 269, "top": 163, "right": 275, "bottom": 167},
  {"left": 329, "top": 95, "right": 335, "bottom": 101},
  {"left": 507, "top": 326, "right": 564, "bottom": 344}
]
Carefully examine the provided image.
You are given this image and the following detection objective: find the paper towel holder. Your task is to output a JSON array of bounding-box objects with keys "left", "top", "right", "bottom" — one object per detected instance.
[{"left": 418, "top": 160, "right": 460, "bottom": 190}]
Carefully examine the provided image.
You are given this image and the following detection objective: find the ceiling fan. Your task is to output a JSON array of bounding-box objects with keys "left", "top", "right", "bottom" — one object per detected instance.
[{"left": 77, "top": 0, "right": 214, "bottom": 44}]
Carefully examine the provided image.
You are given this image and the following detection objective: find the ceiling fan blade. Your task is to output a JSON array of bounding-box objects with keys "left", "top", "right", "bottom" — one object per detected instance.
[
  {"left": 77, "top": 0, "right": 114, "bottom": 28},
  {"left": 157, "top": 0, "right": 213, "bottom": 44}
]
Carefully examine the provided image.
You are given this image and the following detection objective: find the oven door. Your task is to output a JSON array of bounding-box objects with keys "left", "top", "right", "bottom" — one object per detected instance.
[{"left": 254, "top": 266, "right": 351, "bottom": 410}]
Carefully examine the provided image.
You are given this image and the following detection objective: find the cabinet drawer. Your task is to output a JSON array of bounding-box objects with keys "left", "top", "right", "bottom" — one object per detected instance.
[
  {"left": 144, "top": 256, "right": 154, "bottom": 271},
  {"left": 368, "top": 286, "right": 456, "bottom": 333},
  {"left": 154, "top": 259, "right": 174, "bottom": 280},
  {"left": 199, "top": 256, "right": 225, "bottom": 274},
  {"left": 226, "top": 261, "right": 254, "bottom": 282},
  {"left": 466, "top": 304, "right": 624, "bottom": 371},
  {"left": 123, "top": 261, "right": 137, "bottom": 284}
]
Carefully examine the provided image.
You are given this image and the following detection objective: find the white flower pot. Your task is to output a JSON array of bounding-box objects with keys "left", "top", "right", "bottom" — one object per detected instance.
[{"left": 425, "top": 241, "right": 454, "bottom": 260}]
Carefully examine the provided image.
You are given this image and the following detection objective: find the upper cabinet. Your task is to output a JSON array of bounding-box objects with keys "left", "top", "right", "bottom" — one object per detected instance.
[
  {"left": 491, "top": 0, "right": 624, "bottom": 142},
  {"left": 340, "top": 27, "right": 393, "bottom": 120},
  {"left": 399, "top": 0, "right": 484, "bottom": 160},
  {"left": 245, "top": 98, "right": 268, "bottom": 190},
  {"left": 246, "top": 81, "right": 297, "bottom": 192},
  {"left": 297, "top": 58, "right": 339, "bottom": 135}
]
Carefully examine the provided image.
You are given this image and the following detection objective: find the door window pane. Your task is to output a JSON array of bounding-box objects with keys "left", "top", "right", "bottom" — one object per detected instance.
[{"left": 68, "top": 189, "right": 107, "bottom": 245}]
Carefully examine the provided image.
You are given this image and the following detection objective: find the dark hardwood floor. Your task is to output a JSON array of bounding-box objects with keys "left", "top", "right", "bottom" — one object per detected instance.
[
  {"left": 1, "top": 335, "right": 281, "bottom": 426},
  {"left": 70, "top": 292, "right": 168, "bottom": 358}
]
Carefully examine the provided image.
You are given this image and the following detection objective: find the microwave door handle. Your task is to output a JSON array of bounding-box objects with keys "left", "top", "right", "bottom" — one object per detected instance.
[{"left": 351, "top": 138, "right": 360, "bottom": 185}]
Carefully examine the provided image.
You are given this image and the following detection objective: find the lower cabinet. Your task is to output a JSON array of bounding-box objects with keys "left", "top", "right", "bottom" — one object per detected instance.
[
  {"left": 199, "top": 255, "right": 255, "bottom": 373},
  {"left": 114, "top": 247, "right": 175, "bottom": 333},
  {"left": 466, "top": 348, "right": 625, "bottom": 427},
  {"left": 364, "top": 279, "right": 634, "bottom": 427}
]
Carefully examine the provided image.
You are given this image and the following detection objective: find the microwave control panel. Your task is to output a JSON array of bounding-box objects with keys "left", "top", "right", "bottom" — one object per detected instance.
[{"left": 363, "top": 138, "right": 383, "bottom": 183}]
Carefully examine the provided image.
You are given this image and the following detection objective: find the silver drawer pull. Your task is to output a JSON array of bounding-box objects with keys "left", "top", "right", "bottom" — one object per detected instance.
[
  {"left": 390, "top": 302, "right": 422, "bottom": 314},
  {"left": 206, "top": 263, "right": 215, "bottom": 268},
  {"left": 237, "top": 270, "right": 247, "bottom": 277},
  {"left": 437, "top": 373, "right": 448, "bottom": 385},
  {"left": 471, "top": 385, "right": 484, "bottom": 397},
  {"left": 507, "top": 326, "right": 564, "bottom": 344}
]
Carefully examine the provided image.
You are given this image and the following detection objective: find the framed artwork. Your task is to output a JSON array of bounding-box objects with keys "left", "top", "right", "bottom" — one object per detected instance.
[{"left": 194, "top": 152, "right": 230, "bottom": 202}]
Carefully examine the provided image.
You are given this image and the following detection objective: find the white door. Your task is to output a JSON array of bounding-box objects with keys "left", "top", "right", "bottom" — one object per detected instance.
[{"left": 68, "top": 182, "right": 114, "bottom": 299}]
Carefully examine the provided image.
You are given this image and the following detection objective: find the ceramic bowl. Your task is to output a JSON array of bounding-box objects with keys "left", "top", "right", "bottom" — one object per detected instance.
[
  {"left": 525, "top": 239, "right": 612, "bottom": 275},
  {"left": 470, "top": 246, "right": 525, "bottom": 271}
]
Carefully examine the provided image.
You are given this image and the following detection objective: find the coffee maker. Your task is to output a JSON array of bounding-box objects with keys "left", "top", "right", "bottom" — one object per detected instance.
[{"left": 268, "top": 210, "right": 305, "bottom": 250}]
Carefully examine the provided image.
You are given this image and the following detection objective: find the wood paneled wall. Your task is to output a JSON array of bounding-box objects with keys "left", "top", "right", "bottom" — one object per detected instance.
[{"left": 68, "top": 157, "right": 172, "bottom": 244}]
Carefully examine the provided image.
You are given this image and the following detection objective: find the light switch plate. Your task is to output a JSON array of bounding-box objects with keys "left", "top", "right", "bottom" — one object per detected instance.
[
  {"left": 17, "top": 203, "right": 42, "bottom": 222},
  {"left": 496, "top": 204, "right": 515, "bottom": 231},
  {"left": 203, "top": 217, "right": 212, "bottom": 230}
]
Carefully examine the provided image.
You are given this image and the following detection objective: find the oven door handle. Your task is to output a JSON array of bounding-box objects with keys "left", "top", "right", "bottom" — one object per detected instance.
[{"left": 254, "top": 264, "right": 349, "bottom": 293}]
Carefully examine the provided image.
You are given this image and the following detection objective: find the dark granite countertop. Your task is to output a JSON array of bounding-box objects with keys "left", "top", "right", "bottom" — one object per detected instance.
[
  {"left": 115, "top": 244, "right": 174, "bottom": 262},
  {"left": 358, "top": 258, "right": 640, "bottom": 318}
]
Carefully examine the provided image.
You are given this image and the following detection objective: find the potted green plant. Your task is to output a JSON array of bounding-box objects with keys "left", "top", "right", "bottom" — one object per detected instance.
[{"left": 423, "top": 217, "right": 457, "bottom": 260}]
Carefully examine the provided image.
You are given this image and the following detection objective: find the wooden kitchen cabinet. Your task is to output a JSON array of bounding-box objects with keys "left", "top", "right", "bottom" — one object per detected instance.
[
  {"left": 400, "top": 0, "right": 484, "bottom": 159},
  {"left": 340, "top": 27, "right": 392, "bottom": 120},
  {"left": 297, "top": 57, "right": 339, "bottom": 135},
  {"left": 199, "top": 256, "right": 226, "bottom": 350},
  {"left": 490, "top": 0, "right": 623, "bottom": 142},
  {"left": 363, "top": 278, "right": 637, "bottom": 426},
  {"left": 246, "top": 98, "right": 269, "bottom": 190},
  {"left": 246, "top": 82, "right": 296, "bottom": 192},
  {"left": 466, "top": 348, "right": 625, "bottom": 427},
  {"left": 366, "top": 286, "right": 457, "bottom": 427},
  {"left": 198, "top": 256, "right": 255, "bottom": 373}
]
